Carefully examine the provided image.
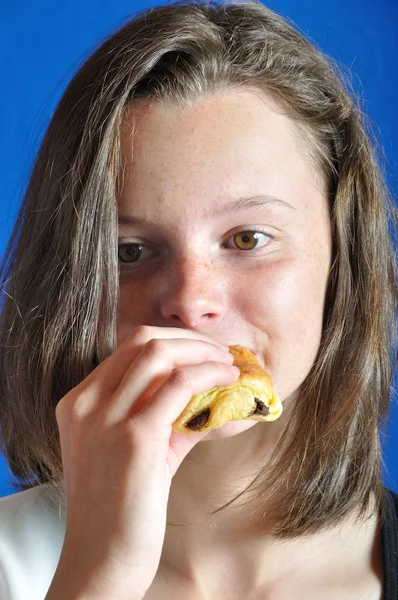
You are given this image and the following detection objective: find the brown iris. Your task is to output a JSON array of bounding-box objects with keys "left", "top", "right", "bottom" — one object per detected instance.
[
  {"left": 233, "top": 231, "right": 261, "bottom": 250},
  {"left": 118, "top": 244, "right": 143, "bottom": 263}
]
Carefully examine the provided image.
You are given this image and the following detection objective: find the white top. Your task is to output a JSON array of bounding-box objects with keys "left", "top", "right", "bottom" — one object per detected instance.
[{"left": 0, "top": 485, "right": 66, "bottom": 600}]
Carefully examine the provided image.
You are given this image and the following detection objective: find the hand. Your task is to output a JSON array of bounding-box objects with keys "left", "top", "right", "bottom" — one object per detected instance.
[{"left": 47, "top": 326, "right": 239, "bottom": 600}]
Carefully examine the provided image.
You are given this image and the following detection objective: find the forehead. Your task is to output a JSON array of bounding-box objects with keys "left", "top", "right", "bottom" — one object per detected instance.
[
  {"left": 117, "top": 90, "right": 325, "bottom": 215},
  {"left": 120, "top": 90, "right": 302, "bottom": 162}
]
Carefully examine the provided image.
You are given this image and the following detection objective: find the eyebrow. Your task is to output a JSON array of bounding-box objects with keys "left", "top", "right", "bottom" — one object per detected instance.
[{"left": 118, "top": 194, "right": 295, "bottom": 226}]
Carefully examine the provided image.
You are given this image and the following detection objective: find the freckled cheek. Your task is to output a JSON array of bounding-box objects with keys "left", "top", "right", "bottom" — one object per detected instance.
[
  {"left": 116, "top": 282, "right": 155, "bottom": 343},
  {"left": 233, "top": 261, "right": 318, "bottom": 329},
  {"left": 234, "top": 261, "right": 328, "bottom": 398}
]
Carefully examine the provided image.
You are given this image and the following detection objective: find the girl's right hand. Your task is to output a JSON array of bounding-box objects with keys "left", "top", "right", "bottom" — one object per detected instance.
[{"left": 46, "top": 326, "right": 239, "bottom": 600}]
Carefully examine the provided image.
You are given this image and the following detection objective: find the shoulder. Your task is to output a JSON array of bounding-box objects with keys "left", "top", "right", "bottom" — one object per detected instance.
[
  {"left": 384, "top": 488, "right": 398, "bottom": 513},
  {"left": 0, "top": 484, "right": 66, "bottom": 600},
  {"left": 382, "top": 487, "right": 398, "bottom": 526},
  {"left": 380, "top": 488, "right": 398, "bottom": 600}
]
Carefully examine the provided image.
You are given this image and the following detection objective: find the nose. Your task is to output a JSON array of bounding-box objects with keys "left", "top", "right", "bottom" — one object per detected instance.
[{"left": 158, "top": 255, "right": 226, "bottom": 330}]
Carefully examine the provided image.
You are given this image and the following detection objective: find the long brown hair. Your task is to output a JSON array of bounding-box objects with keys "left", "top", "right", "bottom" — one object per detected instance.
[{"left": 0, "top": 0, "right": 396, "bottom": 536}]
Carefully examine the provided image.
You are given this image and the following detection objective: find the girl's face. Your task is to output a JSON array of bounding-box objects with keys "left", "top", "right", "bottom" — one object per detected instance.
[{"left": 116, "top": 89, "right": 332, "bottom": 440}]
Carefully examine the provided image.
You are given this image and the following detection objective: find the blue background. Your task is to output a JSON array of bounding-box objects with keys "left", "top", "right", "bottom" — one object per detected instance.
[{"left": 0, "top": 0, "right": 397, "bottom": 496}]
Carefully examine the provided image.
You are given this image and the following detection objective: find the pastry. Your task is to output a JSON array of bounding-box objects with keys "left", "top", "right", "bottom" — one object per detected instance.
[{"left": 172, "top": 345, "right": 282, "bottom": 433}]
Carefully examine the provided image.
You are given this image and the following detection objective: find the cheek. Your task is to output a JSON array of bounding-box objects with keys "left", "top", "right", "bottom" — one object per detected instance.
[
  {"left": 236, "top": 256, "right": 326, "bottom": 325},
  {"left": 117, "top": 281, "right": 154, "bottom": 345},
  {"left": 236, "top": 256, "right": 330, "bottom": 400}
]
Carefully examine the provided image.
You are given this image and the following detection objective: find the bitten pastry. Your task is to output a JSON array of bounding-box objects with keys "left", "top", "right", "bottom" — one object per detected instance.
[{"left": 172, "top": 345, "right": 282, "bottom": 433}]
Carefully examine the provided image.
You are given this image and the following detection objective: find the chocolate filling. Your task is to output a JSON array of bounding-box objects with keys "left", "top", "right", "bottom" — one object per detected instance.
[
  {"left": 252, "top": 398, "right": 270, "bottom": 416},
  {"left": 186, "top": 408, "right": 211, "bottom": 431}
]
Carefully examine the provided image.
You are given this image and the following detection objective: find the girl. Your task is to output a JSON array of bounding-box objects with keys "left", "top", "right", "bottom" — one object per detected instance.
[{"left": 0, "top": 1, "right": 396, "bottom": 598}]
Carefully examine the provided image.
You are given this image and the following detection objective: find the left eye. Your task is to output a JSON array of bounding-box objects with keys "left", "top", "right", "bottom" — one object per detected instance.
[{"left": 227, "top": 230, "right": 271, "bottom": 251}]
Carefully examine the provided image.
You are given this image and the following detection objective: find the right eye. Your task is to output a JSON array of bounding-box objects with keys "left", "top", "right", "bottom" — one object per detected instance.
[{"left": 118, "top": 243, "right": 156, "bottom": 265}]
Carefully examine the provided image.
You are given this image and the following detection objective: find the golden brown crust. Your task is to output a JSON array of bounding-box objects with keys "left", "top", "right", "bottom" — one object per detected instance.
[{"left": 172, "top": 345, "right": 282, "bottom": 433}]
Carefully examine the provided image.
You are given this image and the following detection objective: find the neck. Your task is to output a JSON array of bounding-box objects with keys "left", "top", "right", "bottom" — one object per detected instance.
[
  {"left": 158, "top": 422, "right": 381, "bottom": 597},
  {"left": 167, "top": 420, "right": 280, "bottom": 526}
]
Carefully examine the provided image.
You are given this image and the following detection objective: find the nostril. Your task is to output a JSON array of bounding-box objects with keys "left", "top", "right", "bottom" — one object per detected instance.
[{"left": 169, "top": 313, "right": 217, "bottom": 324}]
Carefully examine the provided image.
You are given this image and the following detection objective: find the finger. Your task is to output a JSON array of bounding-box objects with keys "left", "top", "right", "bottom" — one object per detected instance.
[
  {"left": 123, "top": 325, "right": 230, "bottom": 351},
  {"left": 133, "top": 361, "right": 240, "bottom": 430},
  {"left": 166, "top": 429, "right": 210, "bottom": 476},
  {"left": 85, "top": 326, "right": 230, "bottom": 394},
  {"left": 107, "top": 339, "right": 235, "bottom": 421}
]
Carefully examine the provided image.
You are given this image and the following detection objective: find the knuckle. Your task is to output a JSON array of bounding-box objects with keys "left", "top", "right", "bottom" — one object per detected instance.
[
  {"left": 131, "top": 325, "right": 153, "bottom": 345},
  {"left": 56, "top": 391, "right": 92, "bottom": 423},
  {"left": 55, "top": 392, "right": 73, "bottom": 420},
  {"left": 54, "top": 399, "right": 65, "bottom": 422},
  {"left": 144, "top": 337, "right": 167, "bottom": 357},
  {"left": 167, "top": 367, "right": 192, "bottom": 391}
]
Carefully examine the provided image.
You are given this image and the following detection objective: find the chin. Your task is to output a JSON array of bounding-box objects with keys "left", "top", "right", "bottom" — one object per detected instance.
[{"left": 199, "top": 419, "right": 259, "bottom": 442}]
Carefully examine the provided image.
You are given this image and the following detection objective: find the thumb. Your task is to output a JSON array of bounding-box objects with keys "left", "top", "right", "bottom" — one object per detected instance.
[{"left": 167, "top": 429, "right": 209, "bottom": 476}]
